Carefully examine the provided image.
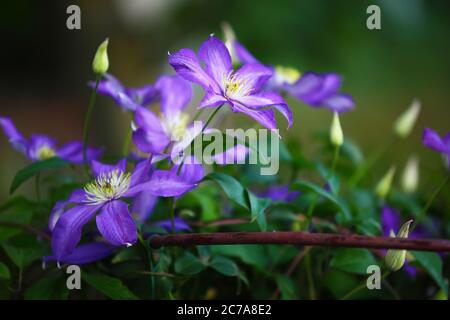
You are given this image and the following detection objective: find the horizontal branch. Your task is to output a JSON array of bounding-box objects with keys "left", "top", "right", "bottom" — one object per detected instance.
[{"left": 149, "top": 232, "right": 450, "bottom": 252}]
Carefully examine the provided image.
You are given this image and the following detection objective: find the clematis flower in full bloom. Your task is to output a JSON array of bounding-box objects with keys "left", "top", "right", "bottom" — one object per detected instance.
[
  {"left": 168, "top": 35, "right": 292, "bottom": 132},
  {"left": 132, "top": 75, "right": 194, "bottom": 154},
  {"left": 422, "top": 128, "right": 450, "bottom": 168},
  {"left": 89, "top": 73, "right": 158, "bottom": 112},
  {"left": 0, "top": 117, "right": 101, "bottom": 164},
  {"left": 50, "top": 159, "right": 198, "bottom": 263}
]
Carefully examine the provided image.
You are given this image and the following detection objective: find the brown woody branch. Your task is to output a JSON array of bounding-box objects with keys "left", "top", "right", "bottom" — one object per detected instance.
[{"left": 149, "top": 231, "right": 450, "bottom": 252}]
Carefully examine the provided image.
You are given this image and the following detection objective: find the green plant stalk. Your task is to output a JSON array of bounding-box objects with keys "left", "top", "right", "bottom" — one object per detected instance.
[
  {"left": 138, "top": 233, "right": 155, "bottom": 299},
  {"left": 122, "top": 122, "right": 133, "bottom": 157},
  {"left": 305, "top": 144, "right": 341, "bottom": 225},
  {"left": 169, "top": 197, "right": 177, "bottom": 234},
  {"left": 305, "top": 250, "right": 316, "bottom": 300},
  {"left": 341, "top": 271, "right": 390, "bottom": 300},
  {"left": 82, "top": 74, "right": 101, "bottom": 176},
  {"left": 35, "top": 172, "right": 41, "bottom": 203},
  {"left": 414, "top": 173, "right": 450, "bottom": 229}
]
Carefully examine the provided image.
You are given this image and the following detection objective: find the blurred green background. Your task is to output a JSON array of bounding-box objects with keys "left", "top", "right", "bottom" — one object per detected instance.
[{"left": 0, "top": 0, "right": 449, "bottom": 202}]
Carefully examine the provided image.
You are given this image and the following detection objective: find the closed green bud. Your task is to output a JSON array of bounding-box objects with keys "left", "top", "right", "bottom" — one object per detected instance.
[
  {"left": 385, "top": 219, "right": 413, "bottom": 271},
  {"left": 375, "top": 166, "right": 396, "bottom": 199},
  {"left": 92, "top": 38, "right": 109, "bottom": 75},
  {"left": 401, "top": 156, "right": 419, "bottom": 193},
  {"left": 394, "top": 99, "right": 421, "bottom": 138},
  {"left": 330, "top": 112, "right": 344, "bottom": 147}
]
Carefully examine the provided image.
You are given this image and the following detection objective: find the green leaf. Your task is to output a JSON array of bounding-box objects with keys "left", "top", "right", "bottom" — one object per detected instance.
[
  {"left": 341, "top": 139, "right": 364, "bottom": 165},
  {"left": 174, "top": 252, "right": 207, "bottom": 275},
  {"left": 0, "top": 197, "right": 34, "bottom": 242},
  {"left": 411, "top": 251, "right": 448, "bottom": 297},
  {"left": 0, "top": 263, "right": 10, "bottom": 280},
  {"left": 330, "top": 248, "right": 377, "bottom": 275},
  {"left": 210, "top": 256, "right": 239, "bottom": 276},
  {"left": 275, "top": 274, "right": 297, "bottom": 299},
  {"left": 204, "top": 172, "right": 271, "bottom": 231},
  {"left": 293, "top": 180, "right": 351, "bottom": 221},
  {"left": 25, "top": 274, "right": 69, "bottom": 299},
  {"left": 2, "top": 243, "right": 48, "bottom": 269},
  {"left": 83, "top": 272, "right": 138, "bottom": 300},
  {"left": 210, "top": 245, "right": 268, "bottom": 271},
  {"left": 10, "top": 157, "right": 70, "bottom": 194}
]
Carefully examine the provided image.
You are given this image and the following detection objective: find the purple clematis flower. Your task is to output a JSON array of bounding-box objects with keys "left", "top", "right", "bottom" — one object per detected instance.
[
  {"left": 168, "top": 36, "right": 292, "bottom": 132},
  {"left": 0, "top": 117, "right": 102, "bottom": 164},
  {"left": 285, "top": 72, "right": 354, "bottom": 113},
  {"left": 43, "top": 242, "right": 115, "bottom": 266},
  {"left": 224, "top": 34, "right": 354, "bottom": 113},
  {"left": 132, "top": 75, "right": 194, "bottom": 154},
  {"left": 50, "top": 159, "right": 198, "bottom": 262},
  {"left": 89, "top": 73, "right": 158, "bottom": 112},
  {"left": 260, "top": 185, "right": 300, "bottom": 203},
  {"left": 422, "top": 128, "right": 450, "bottom": 168}
]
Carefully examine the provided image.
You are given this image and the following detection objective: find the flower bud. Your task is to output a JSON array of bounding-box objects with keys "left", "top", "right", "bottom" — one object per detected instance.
[
  {"left": 375, "top": 166, "right": 396, "bottom": 199},
  {"left": 401, "top": 156, "right": 419, "bottom": 193},
  {"left": 92, "top": 38, "right": 109, "bottom": 75},
  {"left": 385, "top": 219, "right": 413, "bottom": 271},
  {"left": 330, "top": 112, "right": 344, "bottom": 147},
  {"left": 222, "top": 22, "right": 237, "bottom": 64},
  {"left": 394, "top": 99, "right": 421, "bottom": 138}
]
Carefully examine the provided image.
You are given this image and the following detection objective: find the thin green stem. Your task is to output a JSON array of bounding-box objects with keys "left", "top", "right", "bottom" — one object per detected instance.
[
  {"left": 330, "top": 145, "right": 341, "bottom": 174},
  {"left": 122, "top": 123, "right": 133, "bottom": 157},
  {"left": 169, "top": 198, "right": 177, "bottom": 234},
  {"left": 35, "top": 173, "right": 41, "bottom": 203},
  {"left": 414, "top": 173, "right": 450, "bottom": 229},
  {"left": 82, "top": 74, "right": 101, "bottom": 176},
  {"left": 138, "top": 233, "right": 155, "bottom": 299},
  {"left": 192, "top": 108, "right": 205, "bottom": 122},
  {"left": 341, "top": 271, "right": 390, "bottom": 300},
  {"left": 305, "top": 251, "right": 316, "bottom": 300}
]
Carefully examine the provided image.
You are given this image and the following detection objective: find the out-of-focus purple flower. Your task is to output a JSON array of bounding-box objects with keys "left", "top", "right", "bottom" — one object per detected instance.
[
  {"left": 169, "top": 36, "right": 292, "bottom": 132},
  {"left": 0, "top": 117, "right": 102, "bottom": 164},
  {"left": 286, "top": 72, "right": 354, "bottom": 113},
  {"left": 152, "top": 218, "right": 191, "bottom": 233},
  {"left": 132, "top": 75, "right": 193, "bottom": 154},
  {"left": 260, "top": 185, "right": 299, "bottom": 203},
  {"left": 43, "top": 242, "right": 115, "bottom": 266},
  {"left": 89, "top": 73, "right": 158, "bottom": 112},
  {"left": 422, "top": 128, "right": 450, "bottom": 168},
  {"left": 223, "top": 31, "right": 354, "bottom": 113},
  {"left": 50, "top": 159, "right": 198, "bottom": 263}
]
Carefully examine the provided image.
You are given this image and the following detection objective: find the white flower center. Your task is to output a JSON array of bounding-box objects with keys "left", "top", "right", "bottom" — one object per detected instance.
[
  {"left": 160, "top": 111, "right": 190, "bottom": 141},
  {"left": 223, "top": 73, "right": 252, "bottom": 100},
  {"left": 84, "top": 170, "right": 131, "bottom": 205}
]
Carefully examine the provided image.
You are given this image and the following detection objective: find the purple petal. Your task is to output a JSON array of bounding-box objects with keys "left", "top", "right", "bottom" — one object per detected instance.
[
  {"left": 381, "top": 206, "right": 401, "bottom": 236},
  {"left": 152, "top": 218, "right": 191, "bottom": 233},
  {"left": 322, "top": 94, "right": 355, "bottom": 113},
  {"left": 126, "top": 85, "right": 158, "bottom": 106},
  {"left": 49, "top": 200, "right": 67, "bottom": 231},
  {"left": 96, "top": 200, "right": 137, "bottom": 247},
  {"left": 27, "top": 135, "right": 57, "bottom": 161},
  {"left": 422, "top": 128, "right": 447, "bottom": 153},
  {"left": 131, "top": 192, "right": 158, "bottom": 223},
  {"left": 133, "top": 107, "right": 169, "bottom": 154},
  {"left": 128, "top": 170, "right": 197, "bottom": 197},
  {"left": 198, "top": 36, "right": 232, "bottom": 89},
  {"left": 91, "top": 159, "right": 127, "bottom": 177},
  {"left": 199, "top": 92, "right": 228, "bottom": 108},
  {"left": 57, "top": 142, "right": 102, "bottom": 165},
  {"left": 231, "top": 102, "right": 277, "bottom": 131},
  {"left": 234, "top": 40, "right": 259, "bottom": 64},
  {"left": 171, "top": 156, "right": 204, "bottom": 183},
  {"left": 169, "top": 48, "right": 220, "bottom": 93},
  {"left": 212, "top": 144, "right": 249, "bottom": 165},
  {"left": 404, "top": 263, "right": 418, "bottom": 278},
  {"left": 44, "top": 242, "right": 115, "bottom": 265},
  {"left": 156, "top": 75, "right": 192, "bottom": 117},
  {"left": 260, "top": 185, "right": 300, "bottom": 203},
  {"left": 51, "top": 204, "right": 102, "bottom": 261},
  {"left": 129, "top": 159, "right": 153, "bottom": 187},
  {"left": 233, "top": 63, "right": 273, "bottom": 93},
  {"left": 0, "top": 117, "right": 28, "bottom": 154},
  {"left": 236, "top": 91, "right": 292, "bottom": 128}
]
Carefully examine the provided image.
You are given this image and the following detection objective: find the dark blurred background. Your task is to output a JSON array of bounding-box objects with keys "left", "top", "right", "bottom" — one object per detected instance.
[{"left": 0, "top": 0, "right": 449, "bottom": 201}]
